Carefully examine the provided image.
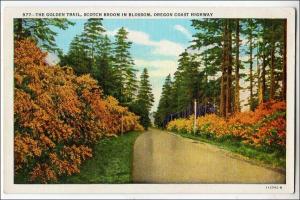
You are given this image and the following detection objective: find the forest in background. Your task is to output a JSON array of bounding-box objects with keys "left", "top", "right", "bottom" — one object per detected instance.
[{"left": 155, "top": 18, "right": 287, "bottom": 127}]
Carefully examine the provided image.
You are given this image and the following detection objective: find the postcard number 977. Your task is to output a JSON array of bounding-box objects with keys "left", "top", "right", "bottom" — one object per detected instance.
[{"left": 22, "top": 13, "right": 31, "bottom": 17}]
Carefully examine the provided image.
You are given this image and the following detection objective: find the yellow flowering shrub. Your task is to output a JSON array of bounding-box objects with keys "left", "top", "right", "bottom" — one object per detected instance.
[
  {"left": 166, "top": 101, "right": 286, "bottom": 150},
  {"left": 14, "top": 39, "right": 143, "bottom": 183}
]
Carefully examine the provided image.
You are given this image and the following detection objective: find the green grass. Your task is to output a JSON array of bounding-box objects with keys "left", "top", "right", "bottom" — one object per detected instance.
[
  {"left": 173, "top": 131, "right": 286, "bottom": 171},
  {"left": 58, "top": 131, "right": 141, "bottom": 184}
]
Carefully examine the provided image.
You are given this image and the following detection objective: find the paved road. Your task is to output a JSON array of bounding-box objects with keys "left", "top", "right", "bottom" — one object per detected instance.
[{"left": 132, "top": 129, "right": 285, "bottom": 183}]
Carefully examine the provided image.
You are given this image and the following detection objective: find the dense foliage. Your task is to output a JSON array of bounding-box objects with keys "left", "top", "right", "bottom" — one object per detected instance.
[
  {"left": 155, "top": 19, "right": 287, "bottom": 126},
  {"left": 14, "top": 39, "right": 143, "bottom": 183},
  {"left": 167, "top": 101, "right": 286, "bottom": 152},
  {"left": 60, "top": 21, "right": 140, "bottom": 107},
  {"left": 59, "top": 20, "right": 154, "bottom": 127}
]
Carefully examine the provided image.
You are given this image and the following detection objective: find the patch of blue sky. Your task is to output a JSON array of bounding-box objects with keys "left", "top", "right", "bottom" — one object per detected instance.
[
  {"left": 51, "top": 19, "right": 85, "bottom": 53},
  {"left": 130, "top": 44, "right": 153, "bottom": 61},
  {"left": 103, "top": 18, "right": 194, "bottom": 43},
  {"left": 53, "top": 19, "right": 195, "bottom": 55}
]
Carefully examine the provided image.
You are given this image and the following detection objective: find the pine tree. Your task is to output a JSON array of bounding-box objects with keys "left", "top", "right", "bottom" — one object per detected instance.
[
  {"left": 269, "top": 19, "right": 286, "bottom": 100},
  {"left": 190, "top": 19, "right": 225, "bottom": 116},
  {"left": 191, "top": 19, "right": 223, "bottom": 94},
  {"left": 113, "top": 27, "right": 138, "bottom": 105},
  {"left": 94, "top": 35, "right": 115, "bottom": 96},
  {"left": 81, "top": 19, "right": 106, "bottom": 69},
  {"left": 60, "top": 18, "right": 115, "bottom": 95},
  {"left": 256, "top": 19, "right": 286, "bottom": 103},
  {"left": 14, "top": 18, "right": 74, "bottom": 53},
  {"left": 167, "top": 50, "right": 203, "bottom": 116},
  {"left": 171, "top": 50, "right": 192, "bottom": 112},
  {"left": 154, "top": 74, "right": 173, "bottom": 127},
  {"left": 61, "top": 35, "right": 91, "bottom": 74},
  {"left": 132, "top": 68, "right": 154, "bottom": 129},
  {"left": 61, "top": 19, "right": 106, "bottom": 76}
]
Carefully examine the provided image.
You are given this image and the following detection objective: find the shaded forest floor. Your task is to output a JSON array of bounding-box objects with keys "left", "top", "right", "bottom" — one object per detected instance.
[
  {"left": 174, "top": 131, "right": 286, "bottom": 172},
  {"left": 57, "top": 131, "right": 141, "bottom": 184}
]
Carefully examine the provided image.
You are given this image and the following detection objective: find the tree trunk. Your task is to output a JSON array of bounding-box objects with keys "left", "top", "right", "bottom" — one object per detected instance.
[
  {"left": 225, "top": 19, "right": 232, "bottom": 117},
  {"left": 262, "top": 50, "right": 267, "bottom": 102},
  {"left": 261, "top": 20, "right": 267, "bottom": 103},
  {"left": 257, "top": 45, "right": 263, "bottom": 104},
  {"left": 234, "top": 19, "right": 240, "bottom": 113},
  {"left": 249, "top": 26, "right": 254, "bottom": 111},
  {"left": 220, "top": 19, "right": 228, "bottom": 117}
]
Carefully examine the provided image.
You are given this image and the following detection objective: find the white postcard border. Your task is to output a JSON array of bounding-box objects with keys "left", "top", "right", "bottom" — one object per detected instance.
[{"left": 1, "top": 5, "right": 296, "bottom": 195}]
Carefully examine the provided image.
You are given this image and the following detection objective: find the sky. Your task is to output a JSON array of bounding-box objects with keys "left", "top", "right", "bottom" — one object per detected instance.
[
  {"left": 53, "top": 19, "right": 197, "bottom": 112},
  {"left": 52, "top": 19, "right": 252, "bottom": 112}
]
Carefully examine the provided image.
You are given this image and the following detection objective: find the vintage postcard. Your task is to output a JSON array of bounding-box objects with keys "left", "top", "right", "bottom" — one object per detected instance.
[{"left": 1, "top": 3, "right": 297, "bottom": 197}]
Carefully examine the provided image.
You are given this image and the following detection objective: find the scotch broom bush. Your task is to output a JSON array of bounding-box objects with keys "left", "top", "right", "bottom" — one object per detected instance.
[
  {"left": 14, "top": 39, "right": 143, "bottom": 183},
  {"left": 167, "top": 101, "right": 286, "bottom": 152}
]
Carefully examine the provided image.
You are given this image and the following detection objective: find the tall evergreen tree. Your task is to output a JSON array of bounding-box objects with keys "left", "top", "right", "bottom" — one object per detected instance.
[
  {"left": 191, "top": 19, "right": 233, "bottom": 116},
  {"left": 60, "top": 19, "right": 116, "bottom": 97},
  {"left": 94, "top": 35, "right": 115, "bottom": 96},
  {"left": 61, "top": 19, "right": 106, "bottom": 76},
  {"left": 81, "top": 19, "right": 106, "bottom": 69},
  {"left": 269, "top": 19, "right": 286, "bottom": 100},
  {"left": 169, "top": 50, "right": 202, "bottom": 115},
  {"left": 60, "top": 35, "right": 91, "bottom": 74},
  {"left": 154, "top": 74, "right": 173, "bottom": 127},
  {"left": 256, "top": 19, "right": 286, "bottom": 103},
  {"left": 113, "top": 27, "right": 138, "bottom": 105},
  {"left": 191, "top": 19, "right": 223, "bottom": 110},
  {"left": 171, "top": 51, "right": 192, "bottom": 112},
  {"left": 132, "top": 68, "right": 154, "bottom": 129}
]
